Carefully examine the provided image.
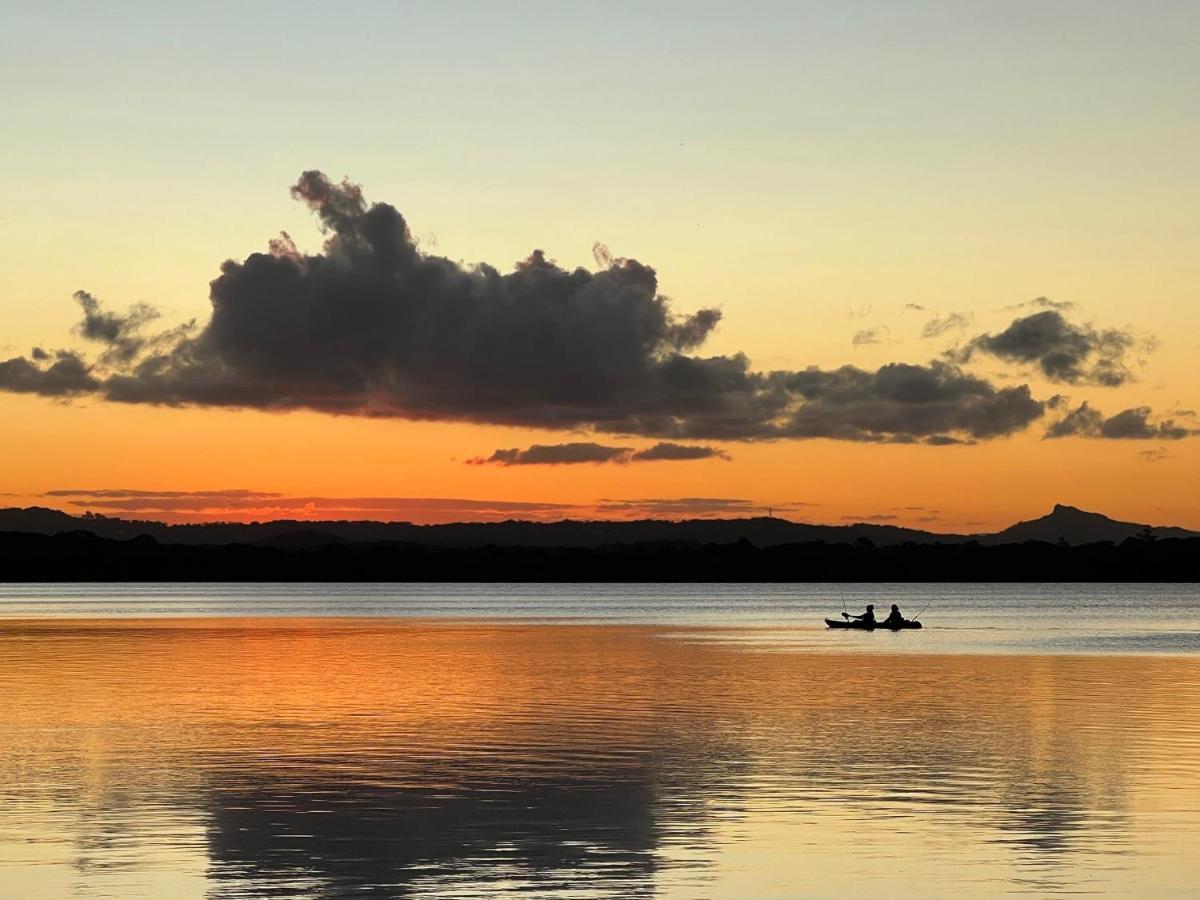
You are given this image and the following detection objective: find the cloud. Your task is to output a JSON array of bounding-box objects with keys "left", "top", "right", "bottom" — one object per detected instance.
[
  {"left": 1013, "top": 296, "right": 1075, "bottom": 312},
  {"left": 1137, "top": 448, "right": 1172, "bottom": 463},
  {"left": 954, "top": 310, "right": 1143, "bottom": 386},
  {"left": 0, "top": 171, "right": 1046, "bottom": 444},
  {"left": 852, "top": 328, "right": 884, "bottom": 347},
  {"left": 924, "top": 434, "right": 973, "bottom": 446},
  {"left": 74, "top": 290, "right": 160, "bottom": 364},
  {"left": 43, "top": 488, "right": 581, "bottom": 522},
  {"left": 594, "top": 497, "right": 760, "bottom": 518},
  {"left": 779, "top": 362, "right": 1043, "bottom": 442},
  {"left": 472, "top": 442, "right": 632, "bottom": 466},
  {"left": 0, "top": 350, "right": 99, "bottom": 396},
  {"left": 903, "top": 303, "right": 927, "bottom": 312},
  {"left": 46, "top": 488, "right": 792, "bottom": 523},
  {"left": 1045, "top": 402, "right": 1195, "bottom": 440},
  {"left": 920, "top": 311, "right": 972, "bottom": 339},
  {"left": 468, "top": 441, "right": 730, "bottom": 466},
  {"left": 45, "top": 488, "right": 282, "bottom": 502},
  {"left": 474, "top": 441, "right": 731, "bottom": 465},
  {"left": 630, "top": 442, "right": 730, "bottom": 462},
  {"left": 842, "top": 514, "right": 898, "bottom": 522}
]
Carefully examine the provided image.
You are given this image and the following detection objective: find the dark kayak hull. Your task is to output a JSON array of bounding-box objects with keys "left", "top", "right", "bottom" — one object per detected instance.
[{"left": 825, "top": 618, "right": 922, "bottom": 630}]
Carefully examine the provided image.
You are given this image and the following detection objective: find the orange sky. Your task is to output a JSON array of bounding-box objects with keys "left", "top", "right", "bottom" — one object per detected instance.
[{"left": 2, "top": 6, "right": 1198, "bottom": 531}]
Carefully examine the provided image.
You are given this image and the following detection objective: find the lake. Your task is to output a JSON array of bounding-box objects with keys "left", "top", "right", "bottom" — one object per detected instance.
[{"left": 2, "top": 583, "right": 1199, "bottom": 897}]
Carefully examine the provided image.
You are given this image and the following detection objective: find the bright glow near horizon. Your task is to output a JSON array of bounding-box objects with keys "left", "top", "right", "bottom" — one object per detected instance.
[{"left": 2, "top": 1, "right": 1198, "bottom": 529}]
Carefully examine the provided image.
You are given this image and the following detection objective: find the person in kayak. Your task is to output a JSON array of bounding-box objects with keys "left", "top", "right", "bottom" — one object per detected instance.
[
  {"left": 844, "top": 604, "right": 875, "bottom": 625},
  {"left": 881, "top": 604, "right": 907, "bottom": 627}
]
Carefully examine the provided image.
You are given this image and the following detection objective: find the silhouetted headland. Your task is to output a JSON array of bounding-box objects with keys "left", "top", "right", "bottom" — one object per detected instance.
[{"left": 0, "top": 504, "right": 1195, "bottom": 582}]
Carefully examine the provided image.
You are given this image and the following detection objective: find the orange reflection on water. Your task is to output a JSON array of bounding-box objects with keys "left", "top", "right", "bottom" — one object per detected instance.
[{"left": 2, "top": 619, "right": 1199, "bottom": 898}]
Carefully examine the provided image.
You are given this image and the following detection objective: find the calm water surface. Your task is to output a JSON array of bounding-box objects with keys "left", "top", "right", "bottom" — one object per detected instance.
[{"left": 1, "top": 584, "right": 1199, "bottom": 897}]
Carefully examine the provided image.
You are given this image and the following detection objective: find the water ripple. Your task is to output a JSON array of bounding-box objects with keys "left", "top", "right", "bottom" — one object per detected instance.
[{"left": 1, "top": 603, "right": 1199, "bottom": 897}]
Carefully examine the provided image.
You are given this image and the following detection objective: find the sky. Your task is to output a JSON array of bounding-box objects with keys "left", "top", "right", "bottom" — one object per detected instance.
[{"left": 1, "top": 1, "right": 1198, "bottom": 530}]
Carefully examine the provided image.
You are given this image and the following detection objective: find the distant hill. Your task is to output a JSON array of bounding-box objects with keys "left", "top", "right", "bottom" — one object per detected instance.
[
  {"left": 0, "top": 507, "right": 957, "bottom": 548},
  {"left": 0, "top": 503, "right": 1195, "bottom": 549},
  {"left": 984, "top": 504, "right": 1198, "bottom": 546}
]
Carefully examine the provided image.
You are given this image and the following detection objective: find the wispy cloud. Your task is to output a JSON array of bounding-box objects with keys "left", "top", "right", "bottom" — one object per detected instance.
[
  {"left": 39, "top": 488, "right": 806, "bottom": 524},
  {"left": 1137, "top": 447, "right": 1173, "bottom": 463},
  {"left": 920, "top": 311, "right": 972, "bottom": 339},
  {"left": 42, "top": 488, "right": 580, "bottom": 524},
  {"left": 594, "top": 497, "right": 760, "bottom": 518},
  {"left": 852, "top": 328, "right": 886, "bottom": 347}
]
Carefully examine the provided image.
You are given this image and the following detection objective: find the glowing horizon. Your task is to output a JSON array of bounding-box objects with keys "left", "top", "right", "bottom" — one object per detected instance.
[{"left": 3, "top": 3, "right": 1198, "bottom": 530}]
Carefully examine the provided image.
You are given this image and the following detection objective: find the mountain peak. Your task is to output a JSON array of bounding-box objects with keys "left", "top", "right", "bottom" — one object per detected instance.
[
  {"left": 993, "top": 504, "right": 1198, "bottom": 545},
  {"left": 1049, "top": 503, "right": 1095, "bottom": 517}
]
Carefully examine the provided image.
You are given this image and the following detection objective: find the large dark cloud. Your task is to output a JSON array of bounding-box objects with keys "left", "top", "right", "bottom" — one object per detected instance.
[
  {"left": 954, "top": 310, "right": 1139, "bottom": 386},
  {"left": 1045, "top": 402, "right": 1195, "bottom": 440},
  {"left": 470, "top": 441, "right": 729, "bottom": 466},
  {"left": 0, "top": 171, "right": 1051, "bottom": 443}
]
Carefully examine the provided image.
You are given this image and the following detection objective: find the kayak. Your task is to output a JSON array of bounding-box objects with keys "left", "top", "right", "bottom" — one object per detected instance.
[{"left": 825, "top": 618, "right": 922, "bottom": 630}]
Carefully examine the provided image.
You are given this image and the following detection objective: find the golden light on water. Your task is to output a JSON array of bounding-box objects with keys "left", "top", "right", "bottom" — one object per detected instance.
[{"left": 3, "top": 618, "right": 1199, "bottom": 897}]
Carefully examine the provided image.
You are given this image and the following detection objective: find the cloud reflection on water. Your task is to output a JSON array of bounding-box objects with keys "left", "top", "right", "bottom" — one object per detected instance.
[{"left": 1, "top": 620, "right": 1196, "bottom": 897}]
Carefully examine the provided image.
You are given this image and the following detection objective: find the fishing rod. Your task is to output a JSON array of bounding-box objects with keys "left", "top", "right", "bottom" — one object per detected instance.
[
  {"left": 911, "top": 583, "right": 944, "bottom": 622},
  {"left": 838, "top": 584, "right": 849, "bottom": 618}
]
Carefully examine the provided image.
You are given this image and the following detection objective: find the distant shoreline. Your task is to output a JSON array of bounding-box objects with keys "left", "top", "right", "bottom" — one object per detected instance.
[{"left": 1, "top": 529, "right": 1196, "bottom": 583}]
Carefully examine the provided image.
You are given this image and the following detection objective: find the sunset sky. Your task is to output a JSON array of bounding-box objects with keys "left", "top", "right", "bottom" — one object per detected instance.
[{"left": 2, "top": 2, "right": 1198, "bottom": 530}]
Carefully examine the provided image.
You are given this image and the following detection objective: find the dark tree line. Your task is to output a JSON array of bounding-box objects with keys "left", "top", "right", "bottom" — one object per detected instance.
[{"left": 1, "top": 530, "right": 1196, "bottom": 582}]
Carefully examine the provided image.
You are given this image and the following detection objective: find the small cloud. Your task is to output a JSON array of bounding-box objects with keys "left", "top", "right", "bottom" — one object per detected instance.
[
  {"left": 629, "top": 442, "right": 730, "bottom": 462},
  {"left": 1045, "top": 402, "right": 1196, "bottom": 440},
  {"left": 842, "top": 514, "right": 898, "bottom": 522},
  {"left": 1028, "top": 296, "right": 1074, "bottom": 311},
  {"left": 924, "top": 434, "right": 973, "bottom": 446},
  {"left": 920, "top": 311, "right": 972, "bottom": 339},
  {"left": 1002, "top": 296, "right": 1076, "bottom": 312},
  {"left": 953, "top": 309, "right": 1148, "bottom": 387},
  {"left": 0, "top": 350, "right": 99, "bottom": 396},
  {"left": 40, "top": 488, "right": 582, "bottom": 523},
  {"left": 904, "top": 303, "right": 927, "bottom": 312},
  {"left": 470, "top": 442, "right": 631, "bottom": 466},
  {"left": 852, "top": 328, "right": 885, "bottom": 347},
  {"left": 1137, "top": 447, "right": 1173, "bottom": 463},
  {"left": 468, "top": 441, "right": 728, "bottom": 466},
  {"left": 595, "top": 497, "right": 758, "bottom": 518}
]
